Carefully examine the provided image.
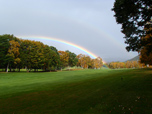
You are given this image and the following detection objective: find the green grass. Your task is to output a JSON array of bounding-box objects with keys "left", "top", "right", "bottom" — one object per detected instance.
[{"left": 0, "top": 69, "right": 152, "bottom": 114}]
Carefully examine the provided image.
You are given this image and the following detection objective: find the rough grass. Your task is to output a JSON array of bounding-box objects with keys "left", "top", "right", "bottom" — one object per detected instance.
[{"left": 0, "top": 68, "right": 152, "bottom": 114}]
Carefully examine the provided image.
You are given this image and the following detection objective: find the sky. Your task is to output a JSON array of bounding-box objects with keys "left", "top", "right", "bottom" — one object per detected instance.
[{"left": 0, "top": 0, "right": 138, "bottom": 62}]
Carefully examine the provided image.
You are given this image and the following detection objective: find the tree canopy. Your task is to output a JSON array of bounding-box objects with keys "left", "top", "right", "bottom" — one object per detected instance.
[
  {"left": 0, "top": 34, "right": 104, "bottom": 72},
  {"left": 112, "top": 0, "right": 152, "bottom": 52},
  {"left": 66, "top": 50, "right": 78, "bottom": 67}
]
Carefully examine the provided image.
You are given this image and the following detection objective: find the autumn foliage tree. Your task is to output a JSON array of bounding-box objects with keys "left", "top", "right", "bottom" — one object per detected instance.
[
  {"left": 108, "top": 61, "right": 142, "bottom": 69},
  {"left": 0, "top": 34, "right": 61, "bottom": 72},
  {"left": 77, "top": 54, "right": 103, "bottom": 69},
  {"left": 140, "top": 21, "right": 152, "bottom": 65},
  {"left": 140, "top": 47, "right": 152, "bottom": 65},
  {"left": 76, "top": 54, "right": 84, "bottom": 68},
  {"left": 19, "top": 40, "right": 60, "bottom": 71},
  {"left": 77, "top": 54, "right": 91, "bottom": 69},
  {"left": 7, "top": 40, "right": 21, "bottom": 71},
  {"left": 58, "top": 51, "right": 69, "bottom": 70},
  {"left": 92, "top": 57, "right": 103, "bottom": 69}
]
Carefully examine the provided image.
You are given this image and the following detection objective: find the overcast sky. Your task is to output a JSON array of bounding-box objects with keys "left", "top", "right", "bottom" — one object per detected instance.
[{"left": 0, "top": 0, "right": 138, "bottom": 62}]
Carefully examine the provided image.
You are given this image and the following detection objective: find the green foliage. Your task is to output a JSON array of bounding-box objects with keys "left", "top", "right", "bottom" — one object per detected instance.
[
  {"left": 0, "top": 35, "right": 63, "bottom": 71},
  {"left": 0, "top": 37, "right": 62, "bottom": 72},
  {"left": 50, "top": 46, "right": 60, "bottom": 69},
  {"left": 19, "top": 39, "right": 31, "bottom": 69},
  {"left": 66, "top": 50, "right": 78, "bottom": 67},
  {"left": 0, "top": 69, "right": 152, "bottom": 113},
  {"left": 0, "top": 34, "right": 18, "bottom": 70},
  {"left": 50, "top": 46, "right": 59, "bottom": 54},
  {"left": 0, "top": 35, "right": 10, "bottom": 68},
  {"left": 112, "top": 0, "right": 152, "bottom": 52},
  {"left": 0, "top": 34, "right": 105, "bottom": 71}
]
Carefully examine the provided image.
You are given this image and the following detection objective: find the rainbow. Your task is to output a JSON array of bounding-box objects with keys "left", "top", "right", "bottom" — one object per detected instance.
[{"left": 18, "top": 36, "right": 106, "bottom": 62}]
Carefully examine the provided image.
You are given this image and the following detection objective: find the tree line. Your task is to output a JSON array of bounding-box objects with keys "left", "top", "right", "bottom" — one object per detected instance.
[
  {"left": 108, "top": 61, "right": 144, "bottom": 69},
  {"left": 0, "top": 34, "right": 103, "bottom": 72}
]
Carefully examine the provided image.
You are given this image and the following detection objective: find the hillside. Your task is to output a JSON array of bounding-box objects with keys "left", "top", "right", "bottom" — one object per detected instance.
[{"left": 126, "top": 55, "right": 139, "bottom": 62}]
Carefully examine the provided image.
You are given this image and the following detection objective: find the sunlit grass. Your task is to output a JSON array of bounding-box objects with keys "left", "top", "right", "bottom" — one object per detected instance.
[{"left": 0, "top": 68, "right": 152, "bottom": 114}]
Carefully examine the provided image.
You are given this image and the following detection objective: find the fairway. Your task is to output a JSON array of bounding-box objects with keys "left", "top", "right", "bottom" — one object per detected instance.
[{"left": 0, "top": 69, "right": 152, "bottom": 114}]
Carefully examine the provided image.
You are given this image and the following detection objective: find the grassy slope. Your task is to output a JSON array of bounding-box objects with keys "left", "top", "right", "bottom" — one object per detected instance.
[{"left": 0, "top": 69, "right": 152, "bottom": 114}]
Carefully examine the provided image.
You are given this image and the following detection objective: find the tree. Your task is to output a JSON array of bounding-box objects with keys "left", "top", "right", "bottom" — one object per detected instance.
[
  {"left": 50, "top": 46, "right": 59, "bottom": 54},
  {"left": 77, "top": 54, "right": 87, "bottom": 68},
  {"left": 50, "top": 46, "right": 60, "bottom": 70},
  {"left": 84, "top": 56, "right": 92, "bottom": 69},
  {"left": 50, "top": 51, "right": 60, "bottom": 71},
  {"left": 76, "top": 54, "right": 84, "bottom": 68},
  {"left": 109, "top": 62, "right": 117, "bottom": 69},
  {"left": 7, "top": 40, "right": 21, "bottom": 71},
  {"left": 112, "top": 0, "right": 152, "bottom": 52},
  {"left": 0, "top": 35, "right": 10, "bottom": 69},
  {"left": 42, "top": 45, "right": 52, "bottom": 71},
  {"left": 139, "top": 21, "right": 152, "bottom": 65},
  {"left": 30, "top": 41, "right": 45, "bottom": 71},
  {"left": 119, "top": 62, "right": 125, "bottom": 68},
  {"left": 19, "top": 39, "right": 32, "bottom": 71},
  {"left": 0, "top": 34, "right": 18, "bottom": 72},
  {"left": 132, "top": 61, "right": 140, "bottom": 68},
  {"left": 142, "top": 20, "right": 152, "bottom": 54},
  {"left": 76, "top": 54, "right": 92, "bottom": 69},
  {"left": 92, "top": 57, "right": 103, "bottom": 69},
  {"left": 108, "top": 61, "right": 141, "bottom": 69},
  {"left": 140, "top": 46, "right": 152, "bottom": 65},
  {"left": 19, "top": 39, "right": 45, "bottom": 71},
  {"left": 58, "top": 51, "right": 69, "bottom": 70},
  {"left": 19, "top": 39, "right": 61, "bottom": 72},
  {"left": 66, "top": 50, "right": 78, "bottom": 68}
]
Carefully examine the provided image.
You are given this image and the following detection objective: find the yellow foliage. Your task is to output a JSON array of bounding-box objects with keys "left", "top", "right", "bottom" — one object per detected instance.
[
  {"left": 58, "top": 51, "right": 69, "bottom": 67},
  {"left": 77, "top": 54, "right": 103, "bottom": 69},
  {"left": 7, "top": 40, "right": 20, "bottom": 64}
]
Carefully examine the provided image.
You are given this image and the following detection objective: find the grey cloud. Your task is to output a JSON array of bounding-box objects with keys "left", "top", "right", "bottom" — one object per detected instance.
[{"left": 0, "top": 0, "right": 138, "bottom": 62}]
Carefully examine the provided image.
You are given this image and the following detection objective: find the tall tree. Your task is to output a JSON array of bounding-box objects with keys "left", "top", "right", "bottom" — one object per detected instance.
[
  {"left": 76, "top": 54, "right": 92, "bottom": 69},
  {"left": 58, "top": 51, "right": 69, "bottom": 70},
  {"left": 65, "top": 50, "right": 78, "bottom": 68},
  {"left": 50, "top": 46, "right": 60, "bottom": 70},
  {"left": 76, "top": 54, "right": 84, "bottom": 68},
  {"left": 0, "top": 34, "right": 18, "bottom": 72},
  {"left": 112, "top": 0, "right": 152, "bottom": 52},
  {"left": 139, "top": 21, "right": 152, "bottom": 65},
  {"left": 19, "top": 39, "right": 45, "bottom": 71},
  {"left": 0, "top": 35, "right": 10, "bottom": 69},
  {"left": 84, "top": 56, "right": 92, "bottom": 69},
  {"left": 140, "top": 46, "right": 152, "bottom": 65},
  {"left": 92, "top": 57, "right": 103, "bottom": 69},
  {"left": 7, "top": 40, "right": 21, "bottom": 71},
  {"left": 19, "top": 39, "right": 32, "bottom": 71},
  {"left": 29, "top": 41, "right": 45, "bottom": 71}
]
